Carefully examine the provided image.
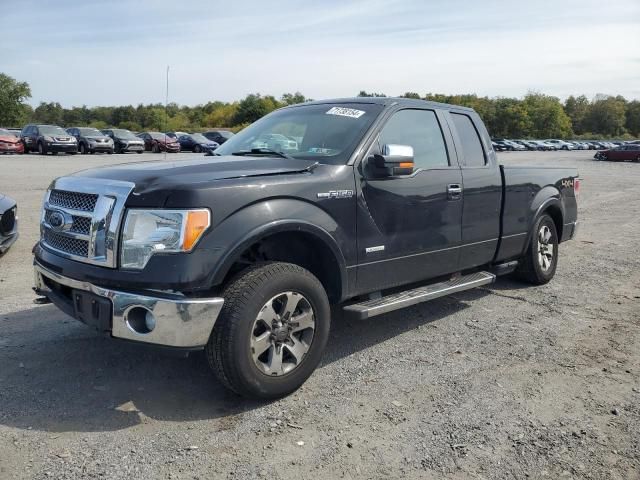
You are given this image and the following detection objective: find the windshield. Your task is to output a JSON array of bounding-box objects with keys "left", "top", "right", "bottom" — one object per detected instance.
[
  {"left": 111, "top": 129, "right": 138, "bottom": 139},
  {"left": 0, "top": 129, "right": 16, "bottom": 137},
  {"left": 79, "top": 128, "right": 103, "bottom": 136},
  {"left": 214, "top": 103, "right": 384, "bottom": 164},
  {"left": 190, "top": 133, "right": 209, "bottom": 142},
  {"left": 40, "top": 126, "right": 68, "bottom": 136}
]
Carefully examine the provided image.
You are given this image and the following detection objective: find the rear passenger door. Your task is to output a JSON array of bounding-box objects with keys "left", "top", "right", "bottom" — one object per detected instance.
[{"left": 447, "top": 111, "right": 502, "bottom": 270}]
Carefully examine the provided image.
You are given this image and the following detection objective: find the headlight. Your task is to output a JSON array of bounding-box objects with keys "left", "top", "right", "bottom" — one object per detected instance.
[
  {"left": 121, "top": 209, "right": 211, "bottom": 269},
  {"left": 43, "top": 136, "right": 53, "bottom": 142}
]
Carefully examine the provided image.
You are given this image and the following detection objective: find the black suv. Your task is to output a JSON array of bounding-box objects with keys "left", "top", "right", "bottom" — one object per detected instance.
[
  {"left": 203, "top": 130, "right": 234, "bottom": 145},
  {"left": 101, "top": 128, "right": 145, "bottom": 154},
  {"left": 67, "top": 127, "right": 114, "bottom": 154},
  {"left": 21, "top": 124, "right": 78, "bottom": 155}
]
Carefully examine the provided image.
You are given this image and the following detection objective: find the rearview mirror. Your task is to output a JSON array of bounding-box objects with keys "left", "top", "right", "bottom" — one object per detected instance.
[{"left": 370, "top": 144, "right": 415, "bottom": 177}]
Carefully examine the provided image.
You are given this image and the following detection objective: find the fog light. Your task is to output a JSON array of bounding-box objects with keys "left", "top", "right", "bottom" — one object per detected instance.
[{"left": 126, "top": 307, "right": 156, "bottom": 334}]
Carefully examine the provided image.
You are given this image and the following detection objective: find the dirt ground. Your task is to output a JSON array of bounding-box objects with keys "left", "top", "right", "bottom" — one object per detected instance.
[{"left": 0, "top": 150, "right": 638, "bottom": 480}]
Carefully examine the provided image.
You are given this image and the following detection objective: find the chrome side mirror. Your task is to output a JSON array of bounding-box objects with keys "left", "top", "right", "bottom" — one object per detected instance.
[{"left": 370, "top": 144, "right": 415, "bottom": 177}]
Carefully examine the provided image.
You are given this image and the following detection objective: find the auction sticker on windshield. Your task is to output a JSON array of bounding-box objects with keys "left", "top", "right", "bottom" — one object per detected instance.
[{"left": 326, "top": 107, "right": 366, "bottom": 119}]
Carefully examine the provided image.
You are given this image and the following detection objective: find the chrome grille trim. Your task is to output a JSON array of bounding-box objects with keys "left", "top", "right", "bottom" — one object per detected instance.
[
  {"left": 40, "top": 177, "right": 135, "bottom": 268},
  {"left": 48, "top": 190, "right": 98, "bottom": 211}
]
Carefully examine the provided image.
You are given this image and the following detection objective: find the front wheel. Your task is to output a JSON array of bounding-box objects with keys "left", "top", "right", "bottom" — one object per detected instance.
[
  {"left": 79, "top": 143, "right": 87, "bottom": 154},
  {"left": 515, "top": 214, "right": 558, "bottom": 285},
  {"left": 194, "top": 145, "right": 202, "bottom": 153},
  {"left": 38, "top": 142, "right": 46, "bottom": 155},
  {"left": 206, "top": 262, "right": 331, "bottom": 399}
]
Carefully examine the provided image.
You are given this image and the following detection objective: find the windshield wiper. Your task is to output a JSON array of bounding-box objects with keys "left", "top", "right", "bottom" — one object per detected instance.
[{"left": 231, "top": 148, "right": 295, "bottom": 160}]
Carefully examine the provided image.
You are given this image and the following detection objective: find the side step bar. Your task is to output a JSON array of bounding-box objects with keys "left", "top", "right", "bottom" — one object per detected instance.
[{"left": 343, "top": 271, "right": 496, "bottom": 320}]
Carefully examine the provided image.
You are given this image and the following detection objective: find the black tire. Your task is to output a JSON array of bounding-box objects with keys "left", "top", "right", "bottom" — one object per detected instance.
[
  {"left": 194, "top": 145, "right": 202, "bottom": 153},
  {"left": 137, "top": 150, "right": 143, "bottom": 154},
  {"left": 37, "top": 141, "right": 46, "bottom": 155},
  {"left": 515, "top": 214, "right": 558, "bottom": 285},
  {"left": 152, "top": 143, "right": 160, "bottom": 153},
  {"left": 206, "top": 262, "right": 331, "bottom": 399},
  {"left": 79, "top": 143, "right": 87, "bottom": 154}
]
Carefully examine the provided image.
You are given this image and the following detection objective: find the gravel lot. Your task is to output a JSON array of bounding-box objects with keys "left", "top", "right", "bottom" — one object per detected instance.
[{"left": 0, "top": 151, "right": 638, "bottom": 479}]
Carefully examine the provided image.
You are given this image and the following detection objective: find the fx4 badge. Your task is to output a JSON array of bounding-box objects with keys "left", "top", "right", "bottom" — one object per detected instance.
[
  {"left": 561, "top": 179, "right": 574, "bottom": 188},
  {"left": 317, "top": 190, "right": 354, "bottom": 199}
]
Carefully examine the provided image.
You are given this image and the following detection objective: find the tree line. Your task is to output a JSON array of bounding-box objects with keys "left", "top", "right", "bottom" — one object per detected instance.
[{"left": 1, "top": 73, "right": 638, "bottom": 139}]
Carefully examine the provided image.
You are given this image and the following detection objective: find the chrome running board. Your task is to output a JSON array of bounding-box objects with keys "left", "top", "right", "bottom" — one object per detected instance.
[{"left": 343, "top": 271, "right": 496, "bottom": 320}]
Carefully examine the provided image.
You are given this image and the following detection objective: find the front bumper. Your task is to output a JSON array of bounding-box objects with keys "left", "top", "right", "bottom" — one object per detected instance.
[
  {"left": 47, "top": 143, "right": 78, "bottom": 153},
  {"left": 0, "top": 143, "right": 24, "bottom": 153},
  {"left": 34, "top": 261, "right": 224, "bottom": 348},
  {"left": 89, "top": 143, "right": 114, "bottom": 152}
]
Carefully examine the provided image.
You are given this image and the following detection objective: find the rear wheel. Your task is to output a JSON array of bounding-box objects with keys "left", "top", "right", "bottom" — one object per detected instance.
[
  {"left": 206, "top": 262, "right": 331, "bottom": 399},
  {"left": 515, "top": 214, "right": 558, "bottom": 285}
]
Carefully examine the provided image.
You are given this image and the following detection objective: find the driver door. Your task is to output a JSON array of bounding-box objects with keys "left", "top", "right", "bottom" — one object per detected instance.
[{"left": 355, "top": 108, "right": 463, "bottom": 293}]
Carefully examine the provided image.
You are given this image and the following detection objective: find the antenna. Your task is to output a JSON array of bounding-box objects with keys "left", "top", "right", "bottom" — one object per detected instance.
[{"left": 164, "top": 65, "right": 169, "bottom": 162}]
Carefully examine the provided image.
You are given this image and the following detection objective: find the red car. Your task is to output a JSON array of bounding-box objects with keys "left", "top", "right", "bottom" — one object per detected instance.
[
  {"left": 0, "top": 129, "right": 25, "bottom": 154},
  {"left": 595, "top": 144, "right": 640, "bottom": 162},
  {"left": 137, "top": 132, "right": 180, "bottom": 153}
]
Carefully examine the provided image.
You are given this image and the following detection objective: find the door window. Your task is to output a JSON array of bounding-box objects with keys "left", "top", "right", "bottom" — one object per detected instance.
[
  {"left": 378, "top": 109, "right": 449, "bottom": 169},
  {"left": 451, "top": 113, "right": 486, "bottom": 167}
]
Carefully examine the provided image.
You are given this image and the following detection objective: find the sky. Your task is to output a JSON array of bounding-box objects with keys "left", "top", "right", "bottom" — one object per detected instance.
[{"left": 1, "top": 0, "right": 639, "bottom": 107}]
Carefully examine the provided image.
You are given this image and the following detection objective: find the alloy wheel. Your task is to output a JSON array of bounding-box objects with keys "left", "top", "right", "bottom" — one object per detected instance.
[
  {"left": 250, "top": 291, "right": 316, "bottom": 376},
  {"left": 537, "top": 225, "right": 554, "bottom": 271}
]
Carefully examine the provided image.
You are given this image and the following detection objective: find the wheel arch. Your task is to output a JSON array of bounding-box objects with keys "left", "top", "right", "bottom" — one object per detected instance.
[
  {"left": 527, "top": 191, "right": 565, "bottom": 247},
  {"left": 209, "top": 218, "right": 348, "bottom": 304}
]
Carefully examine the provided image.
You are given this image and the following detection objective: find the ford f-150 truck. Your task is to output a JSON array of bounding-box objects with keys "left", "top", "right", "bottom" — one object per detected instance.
[{"left": 33, "top": 98, "right": 579, "bottom": 399}]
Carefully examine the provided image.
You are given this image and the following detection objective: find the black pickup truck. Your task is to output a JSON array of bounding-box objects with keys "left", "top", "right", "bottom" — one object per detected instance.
[{"left": 33, "top": 98, "right": 579, "bottom": 399}]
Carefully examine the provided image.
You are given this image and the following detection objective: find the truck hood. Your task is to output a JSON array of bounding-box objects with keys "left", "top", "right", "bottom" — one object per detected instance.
[{"left": 71, "top": 155, "right": 318, "bottom": 194}]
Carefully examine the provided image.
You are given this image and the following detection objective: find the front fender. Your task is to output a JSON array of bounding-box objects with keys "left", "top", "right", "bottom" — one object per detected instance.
[{"left": 202, "top": 198, "right": 349, "bottom": 298}]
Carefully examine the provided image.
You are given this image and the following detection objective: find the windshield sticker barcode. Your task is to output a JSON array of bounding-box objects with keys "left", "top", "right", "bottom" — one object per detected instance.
[{"left": 326, "top": 107, "right": 365, "bottom": 119}]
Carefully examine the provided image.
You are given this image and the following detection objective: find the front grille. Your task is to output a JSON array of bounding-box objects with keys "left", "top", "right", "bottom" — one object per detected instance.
[
  {"left": 44, "top": 230, "right": 89, "bottom": 257},
  {"left": 43, "top": 210, "right": 92, "bottom": 235},
  {"left": 49, "top": 190, "right": 98, "bottom": 212},
  {"left": 40, "top": 178, "right": 134, "bottom": 267},
  {"left": 71, "top": 216, "right": 92, "bottom": 234},
  {"left": 0, "top": 208, "right": 16, "bottom": 235}
]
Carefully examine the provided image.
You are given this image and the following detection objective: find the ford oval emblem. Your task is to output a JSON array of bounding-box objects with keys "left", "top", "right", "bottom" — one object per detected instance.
[{"left": 48, "top": 210, "right": 69, "bottom": 231}]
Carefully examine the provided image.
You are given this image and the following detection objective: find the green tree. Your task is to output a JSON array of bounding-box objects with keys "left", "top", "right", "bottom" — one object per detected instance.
[
  {"left": 625, "top": 100, "right": 640, "bottom": 137},
  {"left": 357, "top": 91, "right": 387, "bottom": 97},
  {"left": 281, "top": 92, "right": 308, "bottom": 106},
  {"left": 522, "top": 93, "right": 572, "bottom": 138},
  {"left": 0, "top": 73, "right": 32, "bottom": 126},
  {"left": 233, "top": 94, "right": 280, "bottom": 125},
  {"left": 585, "top": 95, "right": 626, "bottom": 136},
  {"left": 33, "top": 102, "right": 64, "bottom": 125},
  {"left": 564, "top": 95, "right": 590, "bottom": 134}
]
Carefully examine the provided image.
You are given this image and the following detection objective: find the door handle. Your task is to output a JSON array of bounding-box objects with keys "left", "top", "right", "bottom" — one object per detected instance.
[{"left": 447, "top": 184, "right": 463, "bottom": 200}]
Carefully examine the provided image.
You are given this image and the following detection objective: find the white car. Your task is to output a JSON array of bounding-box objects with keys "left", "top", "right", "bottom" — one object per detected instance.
[{"left": 545, "top": 139, "right": 576, "bottom": 150}]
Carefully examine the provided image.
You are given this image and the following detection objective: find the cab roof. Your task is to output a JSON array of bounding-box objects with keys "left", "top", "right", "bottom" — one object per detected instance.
[{"left": 295, "top": 97, "right": 476, "bottom": 113}]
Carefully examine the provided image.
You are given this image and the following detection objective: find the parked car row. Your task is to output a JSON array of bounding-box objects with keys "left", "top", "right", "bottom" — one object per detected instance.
[
  {"left": 0, "top": 125, "right": 235, "bottom": 155},
  {"left": 491, "top": 138, "right": 637, "bottom": 152}
]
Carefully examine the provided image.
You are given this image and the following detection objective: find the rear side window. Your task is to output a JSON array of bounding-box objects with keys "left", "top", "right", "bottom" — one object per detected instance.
[
  {"left": 451, "top": 113, "right": 486, "bottom": 167},
  {"left": 378, "top": 109, "right": 449, "bottom": 169}
]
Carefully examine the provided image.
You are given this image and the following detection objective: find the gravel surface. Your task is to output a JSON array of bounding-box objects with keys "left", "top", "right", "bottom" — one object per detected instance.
[{"left": 0, "top": 151, "right": 638, "bottom": 479}]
